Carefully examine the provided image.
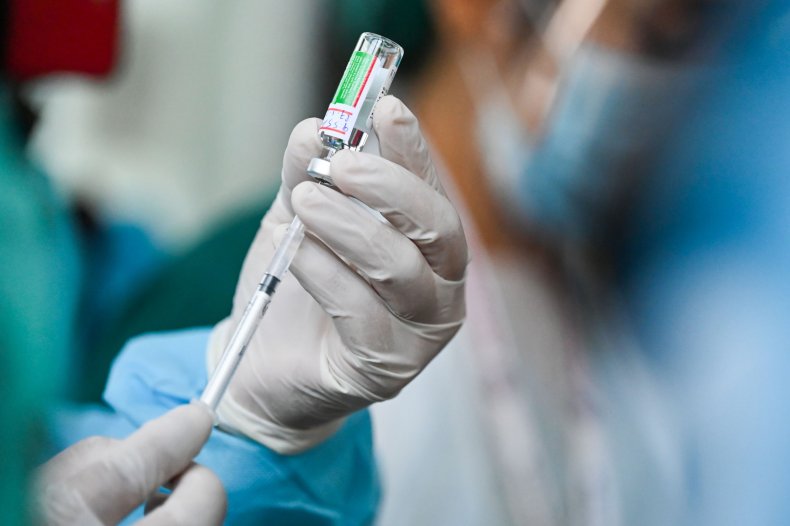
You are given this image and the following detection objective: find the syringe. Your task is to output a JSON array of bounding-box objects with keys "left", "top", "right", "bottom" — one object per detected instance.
[{"left": 200, "top": 32, "right": 404, "bottom": 412}]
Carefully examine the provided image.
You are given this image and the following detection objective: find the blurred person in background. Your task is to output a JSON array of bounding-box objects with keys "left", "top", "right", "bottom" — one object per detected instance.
[
  {"left": 329, "top": 1, "right": 789, "bottom": 525},
  {"left": 612, "top": 0, "right": 790, "bottom": 523}
]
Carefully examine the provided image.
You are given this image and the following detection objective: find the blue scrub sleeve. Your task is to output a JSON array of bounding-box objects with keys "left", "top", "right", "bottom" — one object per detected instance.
[{"left": 49, "top": 328, "right": 380, "bottom": 526}]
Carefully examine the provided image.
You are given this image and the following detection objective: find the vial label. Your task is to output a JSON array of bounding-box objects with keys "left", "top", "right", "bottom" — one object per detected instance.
[
  {"left": 320, "top": 51, "right": 380, "bottom": 142},
  {"left": 362, "top": 66, "right": 397, "bottom": 131}
]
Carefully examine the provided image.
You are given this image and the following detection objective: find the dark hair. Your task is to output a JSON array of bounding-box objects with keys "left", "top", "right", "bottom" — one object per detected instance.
[
  {"left": 0, "top": 0, "right": 8, "bottom": 73},
  {"left": 0, "top": 2, "right": 38, "bottom": 139}
]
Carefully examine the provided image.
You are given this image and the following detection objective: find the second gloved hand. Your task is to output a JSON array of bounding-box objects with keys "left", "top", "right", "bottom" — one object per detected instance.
[
  {"left": 208, "top": 96, "right": 468, "bottom": 454},
  {"left": 37, "top": 403, "right": 226, "bottom": 526}
]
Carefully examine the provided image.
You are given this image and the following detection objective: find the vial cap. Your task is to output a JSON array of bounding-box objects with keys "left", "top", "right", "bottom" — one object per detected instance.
[{"left": 307, "top": 158, "right": 333, "bottom": 185}]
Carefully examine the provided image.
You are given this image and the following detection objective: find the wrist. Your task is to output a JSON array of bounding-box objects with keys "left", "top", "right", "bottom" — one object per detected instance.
[{"left": 214, "top": 392, "right": 346, "bottom": 454}]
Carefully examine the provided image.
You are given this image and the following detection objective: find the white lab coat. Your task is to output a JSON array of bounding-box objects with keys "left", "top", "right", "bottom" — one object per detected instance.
[
  {"left": 370, "top": 159, "right": 577, "bottom": 525},
  {"left": 370, "top": 161, "right": 682, "bottom": 525}
]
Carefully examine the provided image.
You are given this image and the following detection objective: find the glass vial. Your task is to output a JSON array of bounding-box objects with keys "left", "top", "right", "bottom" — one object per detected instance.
[{"left": 307, "top": 32, "right": 404, "bottom": 185}]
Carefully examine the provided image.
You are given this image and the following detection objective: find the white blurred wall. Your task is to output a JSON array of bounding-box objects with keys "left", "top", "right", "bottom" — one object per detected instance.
[{"left": 27, "top": 0, "right": 322, "bottom": 249}]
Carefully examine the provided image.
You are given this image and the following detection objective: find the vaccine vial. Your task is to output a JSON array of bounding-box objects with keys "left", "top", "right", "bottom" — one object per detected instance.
[{"left": 307, "top": 32, "right": 404, "bottom": 185}]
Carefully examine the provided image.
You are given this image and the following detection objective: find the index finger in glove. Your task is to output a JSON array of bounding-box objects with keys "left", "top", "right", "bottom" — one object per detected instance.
[
  {"left": 292, "top": 183, "right": 442, "bottom": 322},
  {"left": 373, "top": 95, "right": 446, "bottom": 195},
  {"left": 76, "top": 403, "right": 214, "bottom": 525},
  {"left": 330, "top": 150, "right": 468, "bottom": 282},
  {"left": 279, "top": 117, "right": 324, "bottom": 212}
]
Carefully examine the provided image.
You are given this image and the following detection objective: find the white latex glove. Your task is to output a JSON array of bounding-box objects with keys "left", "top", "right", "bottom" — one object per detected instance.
[
  {"left": 37, "top": 403, "right": 226, "bottom": 526},
  {"left": 208, "top": 96, "right": 468, "bottom": 454}
]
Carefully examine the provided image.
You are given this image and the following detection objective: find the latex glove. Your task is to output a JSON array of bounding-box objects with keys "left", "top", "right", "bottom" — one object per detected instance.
[
  {"left": 208, "top": 95, "right": 468, "bottom": 454},
  {"left": 37, "top": 403, "right": 226, "bottom": 526}
]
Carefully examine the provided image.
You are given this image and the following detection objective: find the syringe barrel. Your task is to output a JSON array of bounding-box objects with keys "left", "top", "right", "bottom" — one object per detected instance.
[
  {"left": 265, "top": 216, "right": 305, "bottom": 281},
  {"left": 200, "top": 287, "right": 273, "bottom": 412}
]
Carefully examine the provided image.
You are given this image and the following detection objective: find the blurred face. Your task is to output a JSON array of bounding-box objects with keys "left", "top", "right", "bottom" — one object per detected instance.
[
  {"left": 438, "top": 0, "right": 704, "bottom": 136},
  {"left": 481, "top": 0, "right": 559, "bottom": 132},
  {"left": 430, "top": 0, "right": 561, "bottom": 136},
  {"left": 441, "top": 0, "right": 621, "bottom": 146},
  {"left": 427, "top": 0, "right": 699, "bottom": 239}
]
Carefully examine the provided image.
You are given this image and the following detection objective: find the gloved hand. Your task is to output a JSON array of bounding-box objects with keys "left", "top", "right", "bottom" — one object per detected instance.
[
  {"left": 208, "top": 95, "right": 468, "bottom": 454},
  {"left": 37, "top": 403, "right": 226, "bottom": 526}
]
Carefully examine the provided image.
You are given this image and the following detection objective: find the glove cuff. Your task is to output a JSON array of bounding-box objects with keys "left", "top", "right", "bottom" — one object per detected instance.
[
  {"left": 215, "top": 389, "right": 346, "bottom": 455},
  {"left": 206, "top": 319, "right": 346, "bottom": 455}
]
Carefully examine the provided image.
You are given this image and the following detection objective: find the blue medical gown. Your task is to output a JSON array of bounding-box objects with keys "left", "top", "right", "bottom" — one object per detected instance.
[
  {"left": 49, "top": 329, "right": 379, "bottom": 525},
  {"left": 617, "top": 2, "right": 790, "bottom": 524}
]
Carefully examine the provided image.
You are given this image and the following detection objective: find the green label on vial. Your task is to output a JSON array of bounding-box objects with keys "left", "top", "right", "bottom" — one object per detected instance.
[{"left": 332, "top": 51, "right": 375, "bottom": 106}]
